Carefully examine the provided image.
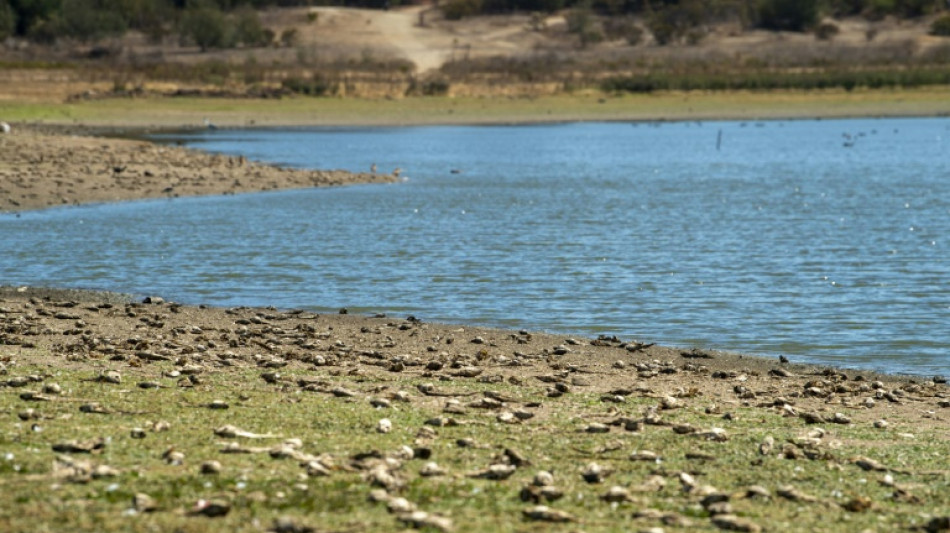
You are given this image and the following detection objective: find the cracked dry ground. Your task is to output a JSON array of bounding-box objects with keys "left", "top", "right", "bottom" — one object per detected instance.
[{"left": 1, "top": 288, "right": 949, "bottom": 532}]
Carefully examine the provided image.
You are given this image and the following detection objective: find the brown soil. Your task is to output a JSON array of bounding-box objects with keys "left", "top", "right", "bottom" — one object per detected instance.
[{"left": 0, "top": 126, "right": 397, "bottom": 212}]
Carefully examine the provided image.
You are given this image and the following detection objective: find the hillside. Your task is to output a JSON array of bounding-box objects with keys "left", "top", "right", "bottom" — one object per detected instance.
[{"left": 1, "top": 4, "right": 950, "bottom": 100}]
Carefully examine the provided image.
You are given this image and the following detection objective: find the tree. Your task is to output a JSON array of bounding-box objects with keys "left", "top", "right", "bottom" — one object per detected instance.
[
  {"left": 0, "top": 0, "right": 16, "bottom": 39},
  {"left": 180, "top": 3, "right": 231, "bottom": 50},
  {"left": 232, "top": 4, "right": 267, "bottom": 46},
  {"left": 756, "top": 0, "right": 818, "bottom": 31},
  {"left": 59, "top": 0, "right": 128, "bottom": 41},
  {"left": 8, "top": 0, "right": 61, "bottom": 36}
]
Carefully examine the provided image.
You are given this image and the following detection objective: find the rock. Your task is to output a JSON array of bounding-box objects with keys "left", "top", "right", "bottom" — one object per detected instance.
[
  {"left": 189, "top": 499, "right": 230, "bottom": 517},
  {"left": 396, "top": 511, "right": 454, "bottom": 532},
  {"left": 133, "top": 493, "right": 158, "bottom": 513},
  {"left": 522, "top": 505, "right": 575, "bottom": 523},
  {"left": 200, "top": 460, "right": 222, "bottom": 474},
  {"left": 601, "top": 485, "right": 635, "bottom": 503},
  {"left": 419, "top": 462, "right": 446, "bottom": 477},
  {"left": 581, "top": 462, "right": 610, "bottom": 483},
  {"left": 469, "top": 464, "right": 517, "bottom": 480},
  {"left": 711, "top": 514, "right": 762, "bottom": 532}
]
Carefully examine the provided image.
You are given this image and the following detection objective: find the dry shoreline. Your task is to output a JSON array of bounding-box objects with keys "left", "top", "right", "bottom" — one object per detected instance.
[
  {"left": 0, "top": 285, "right": 926, "bottom": 383},
  {"left": 0, "top": 125, "right": 398, "bottom": 212},
  {"left": 0, "top": 285, "right": 948, "bottom": 532}
]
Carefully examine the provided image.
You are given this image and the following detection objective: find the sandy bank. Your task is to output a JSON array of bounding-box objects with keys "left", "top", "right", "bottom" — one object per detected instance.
[{"left": 0, "top": 126, "right": 397, "bottom": 212}]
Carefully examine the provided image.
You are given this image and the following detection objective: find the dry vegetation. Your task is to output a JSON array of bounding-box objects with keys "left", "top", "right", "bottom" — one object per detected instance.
[{"left": 3, "top": 5, "right": 950, "bottom": 101}]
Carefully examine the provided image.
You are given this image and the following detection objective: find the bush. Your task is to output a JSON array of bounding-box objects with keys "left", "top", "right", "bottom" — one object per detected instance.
[
  {"left": 180, "top": 5, "right": 231, "bottom": 51},
  {"left": 233, "top": 5, "right": 268, "bottom": 46},
  {"left": 647, "top": 1, "right": 705, "bottom": 45},
  {"left": 756, "top": 0, "right": 818, "bottom": 31},
  {"left": 603, "top": 17, "right": 643, "bottom": 45},
  {"left": 442, "top": 0, "right": 482, "bottom": 20},
  {"left": 814, "top": 21, "right": 840, "bottom": 40},
  {"left": 685, "top": 27, "right": 706, "bottom": 45},
  {"left": 282, "top": 75, "right": 331, "bottom": 96},
  {"left": 421, "top": 78, "right": 450, "bottom": 95},
  {"left": 931, "top": 14, "right": 950, "bottom": 37},
  {"left": 565, "top": 3, "right": 592, "bottom": 34},
  {"left": 59, "top": 0, "right": 128, "bottom": 42},
  {"left": 279, "top": 27, "right": 297, "bottom": 46},
  {"left": 0, "top": 0, "right": 15, "bottom": 40},
  {"left": 648, "top": 19, "right": 677, "bottom": 45}
]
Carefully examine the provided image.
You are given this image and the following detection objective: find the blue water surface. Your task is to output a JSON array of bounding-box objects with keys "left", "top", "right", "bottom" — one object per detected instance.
[{"left": 2, "top": 118, "right": 948, "bottom": 375}]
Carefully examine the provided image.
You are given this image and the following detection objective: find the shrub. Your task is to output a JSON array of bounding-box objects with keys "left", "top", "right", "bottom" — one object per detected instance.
[
  {"left": 814, "top": 21, "right": 840, "bottom": 40},
  {"left": 580, "top": 27, "right": 604, "bottom": 46},
  {"left": 565, "top": 3, "right": 592, "bottom": 34},
  {"left": 421, "top": 78, "right": 450, "bottom": 95},
  {"left": 756, "top": 0, "right": 818, "bottom": 31},
  {"left": 280, "top": 28, "right": 298, "bottom": 46},
  {"left": 603, "top": 17, "right": 643, "bottom": 45},
  {"left": 931, "top": 14, "right": 950, "bottom": 37},
  {"left": 233, "top": 5, "right": 268, "bottom": 46},
  {"left": 282, "top": 75, "right": 331, "bottom": 96},
  {"left": 0, "top": 0, "right": 15, "bottom": 40},
  {"left": 685, "top": 27, "right": 706, "bottom": 45},
  {"left": 442, "top": 0, "right": 482, "bottom": 20},
  {"left": 647, "top": 1, "right": 705, "bottom": 45},
  {"left": 648, "top": 19, "right": 677, "bottom": 45},
  {"left": 180, "top": 5, "right": 231, "bottom": 51},
  {"left": 59, "top": 0, "right": 128, "bottom": 42}
]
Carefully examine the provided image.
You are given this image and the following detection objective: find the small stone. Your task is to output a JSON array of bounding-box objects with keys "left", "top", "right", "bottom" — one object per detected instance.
[
  {"left": 581, "top": 462, "right": 609, "bottom": 483},
  {"left": 522, "top": 505, "right": 575, "bottom": 523},
  {"left": 377, "top": 418, "right": 393, "bottom": 434},
  {"left": 100, "top": 370, "right": 121, "bottom": 384},
  {"left": 711, "top": 514, "right": 761, "bottom": 532},
  {"left": 601, "top": 485, "right": 634, "bottom": 502},
  {"left": 842, "top": 496, "right": 873, "bottom": 513},
  {"left": 419, "top": 462, "right": 446, "bottom": 477},
  {"left": 200, "top": 460, "right": 222, "bottom": 474},
  {"left": 189, "top": 499, "right": 230, "bottom": 517},
  {"left": 133, "top": 493, "right": 158, "bottom": 513},
  {"left": 396, "top": 511, "right": 453, "bottom": 532},
  {"left": 469, "top": 464, "right": 517, "bottom": 480},
  {"left": 630, "top": 451, "right": 660, "bottom": 462},
  {"left": 533, "top": 471, "right": 555, "bottom": 486}
]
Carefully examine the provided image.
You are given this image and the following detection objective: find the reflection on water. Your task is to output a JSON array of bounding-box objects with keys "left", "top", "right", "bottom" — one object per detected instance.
[{"left": 1, "top": 118, "right": 948, "bottom": 376}]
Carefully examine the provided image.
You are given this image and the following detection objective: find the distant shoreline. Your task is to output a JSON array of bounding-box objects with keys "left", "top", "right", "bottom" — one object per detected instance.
[{"left": 3, "top": 88, "right": 950, "bottom": 130}]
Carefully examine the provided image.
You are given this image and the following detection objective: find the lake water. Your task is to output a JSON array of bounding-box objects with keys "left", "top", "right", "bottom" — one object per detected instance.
[{"left": 2, "top": 118, "right": 948, "bottom": 376}]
